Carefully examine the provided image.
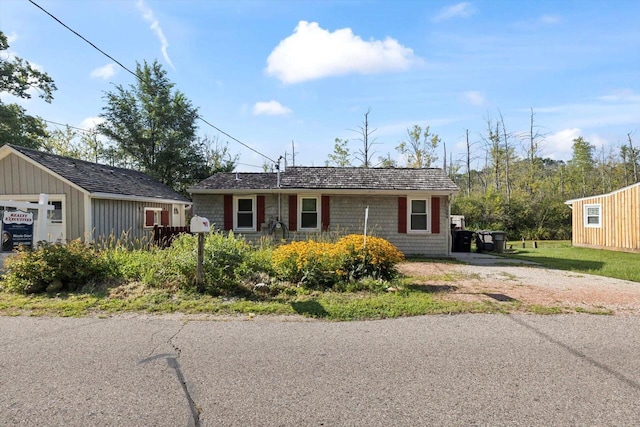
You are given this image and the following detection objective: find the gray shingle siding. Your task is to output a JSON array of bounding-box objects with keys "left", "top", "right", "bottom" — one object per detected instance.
[{"left": 192, "top": 192, "right": 451, "bottom": 256}]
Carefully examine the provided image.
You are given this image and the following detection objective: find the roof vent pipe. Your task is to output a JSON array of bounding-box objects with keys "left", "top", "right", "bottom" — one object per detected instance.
[{"left": 276, "top": 156, "right": 283, "bottom": 188}]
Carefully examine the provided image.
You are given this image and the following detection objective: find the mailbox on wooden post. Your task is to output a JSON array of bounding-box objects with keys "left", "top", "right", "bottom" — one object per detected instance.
[{"left": 190, "top": 216, "right": 210, "bottom": 292}]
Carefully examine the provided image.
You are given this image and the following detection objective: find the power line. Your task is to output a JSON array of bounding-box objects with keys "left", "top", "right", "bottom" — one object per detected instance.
[
  {"left": 236, "top": 162, "right": 267, "bottom": 170},
  {"left": 197, "top": 116, "right": 276, "bottom": 163},
  {"left": 43, "top": 119, "right": 93, "bottom": 133},
  {"left": 27, "top": 0, "right": 137, "bottom": 79},
  {"left": 27, "top": 0, "right": 277, "bottom": 164}
]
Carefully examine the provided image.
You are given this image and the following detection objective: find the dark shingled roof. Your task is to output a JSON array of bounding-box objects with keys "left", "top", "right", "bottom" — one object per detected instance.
[
  {"left": 193, "top": 172, "right": 278, "bottom": 190},
  {"left": 191, "top": 167, "right": 458, "bottom": 192},
  {"left": 9, "top": 145, "right": 190, "bottom": 202}
]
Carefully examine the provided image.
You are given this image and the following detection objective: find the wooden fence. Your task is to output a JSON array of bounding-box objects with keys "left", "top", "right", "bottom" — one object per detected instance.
[{"left": 153, "top": 225, "right": 192, "bottom": 248}]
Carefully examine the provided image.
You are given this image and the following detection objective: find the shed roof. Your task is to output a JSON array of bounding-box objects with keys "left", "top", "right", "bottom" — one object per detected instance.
[
  {"left": 191, "top": 166, "right": 459, "bottom": 193},
  {"left": 565, "top": 181, "right": 640, "bottom": 205},
  {"left": 3, "top": 144, "right": 190, "bottom": 203}
]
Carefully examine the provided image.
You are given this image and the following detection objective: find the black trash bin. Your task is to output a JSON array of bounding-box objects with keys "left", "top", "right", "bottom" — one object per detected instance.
[
  {"left": 475, "top": 231, "right": 494, "bottom": 253},
  {"left": 453, "top": 230, "right": 473, "bottom": 252}
]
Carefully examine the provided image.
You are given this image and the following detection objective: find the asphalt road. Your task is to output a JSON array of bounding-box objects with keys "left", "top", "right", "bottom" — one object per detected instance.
[{"left": 1, "top": 314, "right": 640, "bottom": 426}]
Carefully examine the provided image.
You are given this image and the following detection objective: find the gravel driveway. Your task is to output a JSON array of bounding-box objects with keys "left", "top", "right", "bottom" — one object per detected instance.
[{"left": 399, "top": 253, "right": 640, "bottom": 315}]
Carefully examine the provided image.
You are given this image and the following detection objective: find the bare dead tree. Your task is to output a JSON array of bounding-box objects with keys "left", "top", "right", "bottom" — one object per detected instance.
[
  {"left": 628, "top": 132, "right": 638, "bottom": 182},
  {"left": 482, "top": 117, "right": 502, "bottom": 192},
  {"left": 520, "top": 108, "right": 549, "bottom": 194},
  {"left": 498, "top": 110, "right": 512, "bottom": 203},
  {"left": 443, "top": 141, "right": 447, "bottom": 174},
  {"left": 352, "top": 107, "right": 379, "bottom": 167},
  {"left": 291, "top": 140, "right": 298, "bottom": 166},
  {"left": 465, "top": 129, "right": 472, "bottom": 196}
]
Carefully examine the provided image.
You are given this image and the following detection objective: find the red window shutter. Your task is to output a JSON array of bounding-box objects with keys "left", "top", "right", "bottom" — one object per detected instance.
[
  {"left": 288, "top": 195, "right": 297, "bottom": 231},
  {"left": 257, "top": 195, "right": 265, "bottom": 228},
  {"left": 161, "top": 210, "right": 169, "bottom": 226},
  {"left": 145, "top": 210, "right": 155, "bottom": 227},
  {"left": 321, "top": 195, "right": 330, "bottom": 231},
  {"left": 398, "top": 197, "right": 407, "bottom": 234},
  {"left": 223, "top": 195, "right": 233, "bottom": 230},
  {"left": 431, "top": 196, "right": 440, "bottom": 234}
]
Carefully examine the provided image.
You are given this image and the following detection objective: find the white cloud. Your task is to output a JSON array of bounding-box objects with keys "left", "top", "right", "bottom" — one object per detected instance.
[
  {"left": 265, "top": 21, "right": 419, "bottom": 84},
  {"left": 253, "top": 100, "right": 292, "bottom": 116},
  {"left": 539, "top": 15, "right": 561, "bottom": 25},
  {"left": 598, "top": 88, "right": 640, "bottom": 102},
  {"left": 6, "top": 31, "right": 18, "bottom": 44},
  {"left": 136, "top": 0, "right": 175, "bottom": 69},
  {"left": 90, "top": 64, "right": 117, "bottom": 80},
  {"left": 79, "top": 117, "right": 105, "bottom": 129},
  {"left": 463, "top": 91, "right": 485, "bottom": 106},
  {"left": 546, "top": 128, "right": 582, "bottom": 158},
  {"left": 545, "top": 129, "right": 610, "bottom": 160},
  {"left": 433, "top": 2, "right": 476, "bottom": 22}
]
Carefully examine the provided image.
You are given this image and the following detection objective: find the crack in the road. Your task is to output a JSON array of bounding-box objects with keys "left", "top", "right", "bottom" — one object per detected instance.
[
  {"left": 140, "top": 321, "right": 201, "bottom": 427},
  {"left": 509, "top": 315, "right": 640, "bottom": 392}
]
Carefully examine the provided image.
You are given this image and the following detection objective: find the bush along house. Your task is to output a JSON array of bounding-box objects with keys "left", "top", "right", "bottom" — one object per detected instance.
[
  {"left": 0, "top": 144, "right": 191, "bottom": 244},
  {"left": 189, "top": 166, "right": 459, "bottom": 256}
]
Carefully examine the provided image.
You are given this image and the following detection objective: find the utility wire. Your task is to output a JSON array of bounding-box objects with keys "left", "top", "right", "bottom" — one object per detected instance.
[
  {"left": 43, "top": 119, "right": 92, "bottom": 133},
  {"left": 27, "top": 0, "right": 137, "bottom": 79},
  {"left": 236, "top": 162, "right": 267, "bottom": 170},
  {"left": 27, "top": 0, "right": 277, "bottom": 164}
]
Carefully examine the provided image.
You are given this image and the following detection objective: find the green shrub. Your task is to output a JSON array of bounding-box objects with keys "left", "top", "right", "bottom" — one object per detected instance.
[
  {"left": 149, "top": 231, "right": 270, "bottom": 295},
  {"left": 103, "top": 247, "right": 160, "bottom": 282},
  {"left": 2, "top": 241, "right": 108, "bottom": 294}
]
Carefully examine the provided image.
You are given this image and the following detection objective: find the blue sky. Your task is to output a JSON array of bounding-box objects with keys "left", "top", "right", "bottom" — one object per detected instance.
[{"left": 2, "top": 0, "right": 639, "bottom": 171}]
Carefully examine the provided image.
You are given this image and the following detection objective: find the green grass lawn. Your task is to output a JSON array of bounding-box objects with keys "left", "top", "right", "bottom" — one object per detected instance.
[
  {"left": 500, "top": 240, "right": 640, "bottom": 282},
  {"left": 0, "top": 282, "right": 506, "bottom": 320}
]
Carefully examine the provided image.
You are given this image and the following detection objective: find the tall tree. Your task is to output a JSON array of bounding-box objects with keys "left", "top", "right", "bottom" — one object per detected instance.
[
  {"left": 396, "top": 124, "right": 440, "bottom": 168},
  {"left": 98, "top": 60, "right": 207, "bottom": 193},
  {"left": 200, "top": 135, "right": 237, "bottom": 173},
  {"left": 625, "top": 132, "right": 639, "bottom": 183},
  {"left": 498, "top": 111, "right": 513, "bottom": 203},
  {"left": 567, "top": 136, "right": 596, "bottom": 197},
  {"left": 0, "top": 31, "right": 56, "bottom": 149},
  {"left": 377, "top": 152, "right": 398, "bottom": 167},
  {"left": 465, "top": 129, "right": 472, "bottom": 196},
  {"left": 325, "top": 138, "right": 352, "bottom": 167},
  {"left": 42, "top": 125, "right": 80, "bottom": 157},
  {"left": 353, "top": 107, "right": 378, "bottom": 167}
]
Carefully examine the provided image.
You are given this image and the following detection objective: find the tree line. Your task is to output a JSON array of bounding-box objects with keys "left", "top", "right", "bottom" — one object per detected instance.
[{"left": 326, "top": 108, "right": 638, "bottom": 240}]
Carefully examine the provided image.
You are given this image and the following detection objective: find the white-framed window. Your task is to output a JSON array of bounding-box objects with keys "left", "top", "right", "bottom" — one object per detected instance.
[
  {"left": 408, "top": 198, "right": 429, "bottom": 233},
  {"left": 584, "top": 204, "right": 601, "bottom": 228},
  {"left": 144, "top": 207, "right": 163, "bottom": 228},
  {"left": 299, "top": 196, "right": 320, "bottom": 231},
  {"left": 47, "top": 201, "right": 63, "bottom": 224},
  {"left": 234, "top": 196, "right": 256, "bottom": 231}
]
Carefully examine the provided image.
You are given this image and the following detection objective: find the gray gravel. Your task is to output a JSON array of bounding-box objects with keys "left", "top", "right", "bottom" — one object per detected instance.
[{"left": 2, "top": 314, "right": 640, "bottom": 426}]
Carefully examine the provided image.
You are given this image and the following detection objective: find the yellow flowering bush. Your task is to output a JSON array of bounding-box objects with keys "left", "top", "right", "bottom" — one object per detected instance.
[
  {"left": 272, "top": 235, "right": 404, "bottom": 287},
  {"left": 272, "top": 240, "right": 341, "bottom": 287},
  {"left": 335, "top": 234, "right": 404, "bottom": 281}
]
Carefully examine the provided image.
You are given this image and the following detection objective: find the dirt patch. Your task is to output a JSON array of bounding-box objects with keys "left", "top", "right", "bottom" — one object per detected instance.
[{"left": 398, "top": 261, "right": 640, "bottom": 315}]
